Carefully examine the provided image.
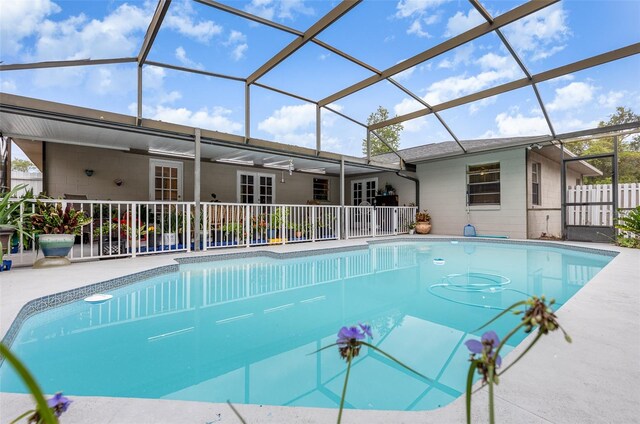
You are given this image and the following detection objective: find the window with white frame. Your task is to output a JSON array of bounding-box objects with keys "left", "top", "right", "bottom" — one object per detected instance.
[
  {"left": 237, "top": 171, "right": 275, "bottom": 204},
  {"left": 313, "top": 178, "right": 330, "bottom": 201},
  {"left": 532, "top": 162, "right": 541, "bottom": 205},
  {"left": 352, "top": 178, "right": 377, "bottom": 205},
  {"left": 467, "top": 163, "right": 500, "bottom": 205}
]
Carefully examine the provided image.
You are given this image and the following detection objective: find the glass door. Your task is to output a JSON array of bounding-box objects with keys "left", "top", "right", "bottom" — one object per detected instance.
[{"left": 149, "top": 159, "right": 183, "bottom": 201}]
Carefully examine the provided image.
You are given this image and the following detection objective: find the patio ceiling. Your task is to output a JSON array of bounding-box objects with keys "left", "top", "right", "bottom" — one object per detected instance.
[
  {"left": 0, "top": 93, "right": 395, "bottom": 177},
  {"left": 0, "top": 0, "right": 639, "bottom": 162}
]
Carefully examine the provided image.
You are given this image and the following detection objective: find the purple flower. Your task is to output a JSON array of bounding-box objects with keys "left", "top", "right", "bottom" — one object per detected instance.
[
  {"left": 336, "top": 323, "right": 373, "bottom": 361},
  {"left": 465, "top": 330, "right": 502, "bottom": 367},
  {"left": 359, "top": 323, "right": 373, "bottom": 339},
  {"left": 47, "top": 392, "right": 72, "bottom": 418},
  {"left": 337, "top": 326, "right": 365, "bottom": 345}
]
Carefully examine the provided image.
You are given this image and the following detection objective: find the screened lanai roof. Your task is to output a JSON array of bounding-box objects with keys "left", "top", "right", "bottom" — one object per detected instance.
[{"left": 1, "top": 0, "right": 639, "bottom": 166}]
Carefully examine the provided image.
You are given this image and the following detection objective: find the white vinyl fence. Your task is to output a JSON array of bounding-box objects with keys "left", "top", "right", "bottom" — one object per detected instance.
[
  {"left": 7, "top": 199, "right": 416, "bottom": 265},
  {"left": 566, "top": 183, "right": 639, "bottom": 226},
  {"left": 344, "top": 206, "right": 417, "bottom": 239}
]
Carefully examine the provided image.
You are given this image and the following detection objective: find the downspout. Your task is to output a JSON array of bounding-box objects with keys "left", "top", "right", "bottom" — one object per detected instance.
[{"left": 396, "top": 171, "right": 419, "bottom": 207}]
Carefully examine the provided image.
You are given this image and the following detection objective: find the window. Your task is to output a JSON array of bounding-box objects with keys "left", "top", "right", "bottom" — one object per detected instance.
[
  {"left": 532, "top": 162, "right": 541, "bottom": 205},
  {"left": 467, "top": 163, "right": 500, "bottom": 205},
  {"left": 149, "top": 159, "right": 183, "bottom": 201},
  {"left": 237, "top": 171, "right": 275, "bottom": 204},
  {"left": 352, "top": 178, "right": 377, "bottom": 205},
  {"left": 313, "top": 178, "right": 330, "bottom": 201}
]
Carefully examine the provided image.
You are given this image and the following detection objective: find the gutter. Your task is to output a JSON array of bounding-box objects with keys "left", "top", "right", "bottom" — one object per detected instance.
[{"left": 396, "top": 171, "right": 419, "bottom": 207}]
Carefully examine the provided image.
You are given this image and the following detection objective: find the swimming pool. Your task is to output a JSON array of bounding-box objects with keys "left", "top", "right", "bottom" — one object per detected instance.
[{"left": 0, "top": 240, "right": 615, "bottom": 411}]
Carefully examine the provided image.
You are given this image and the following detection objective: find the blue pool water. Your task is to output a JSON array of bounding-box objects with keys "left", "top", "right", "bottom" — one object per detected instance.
[{"left": 0, "top": 241, "right": 614, "bottom": 411}]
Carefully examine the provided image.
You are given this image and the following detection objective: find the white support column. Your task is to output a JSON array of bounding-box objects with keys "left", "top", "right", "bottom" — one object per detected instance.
[
  {"left": 194, "top": 128, "right": 201, "bottom": 252},
  {"left": 131, "top": 203, "right": 137, "bottom": 258}
]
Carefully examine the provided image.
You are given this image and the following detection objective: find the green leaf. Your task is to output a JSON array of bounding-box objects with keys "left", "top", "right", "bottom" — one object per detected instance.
[
  {"left": 465, "top": 360, "right": 477, "bottom": 424},
  {"left": 337, "top": 351, "right": 353, "bottom": 424},
  {"left": 0, "top": 343, "right": 57, "bottom": 424}
]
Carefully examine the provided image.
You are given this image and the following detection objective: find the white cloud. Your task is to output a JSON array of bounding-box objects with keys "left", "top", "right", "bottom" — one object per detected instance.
[
  {"left": 223, "top": 30, "right": 248, "bottom": 61},
  {"left": 226, "top": 30, "right": 246, "bottom": 45},
  {"left": 547, "top": 82, "right": 594, "bottom": 111},
  {"left": 469, "top": 95, "right": 497, "bottom": 115},
  {"left": 503, "top": 3, "right": 570, "bottom": 61},
  {"left": 393, "top": 98, "right": 427, "bottom": 132},
  {"left": 245, "top": 0, "right": 314, "bottom": 22},
  {"left": 145, "top": 105, "right": 242, "bottom": 133},
  {"left": 258, "top": 103, "right": 315, "bottom": 135},
  {"left": 422, "top": 53, "right": 520, "bottom": 105},
  {"left": 554, "top": 117, "right": 599, "bottom": 133},
  {"left": 85, "top": 67, "right": 135, "bottom": 96},
  {"left": 481, "top": 112, "right": 548, "bottom": 137},
  {"left": 598, "top": 90, "right": 626, "bottom": 109},
  {"left": 530, "top": 44, "right": 566, "bottom": 61},
  {"left": 437, "top": 43, "right": 474, "bottom": 69},
  {"left": 279, "top": 0, "right": 314, "bottom": 20},
  {"left": 444, "top": 8, "right": 484, "bottom": 37},
  {"left": 30, "top": 3, "right": 151, "bottom": 61},
  {"left": 1, "top": 79, "right": 17, "bottom": 92},
  {"left": 175, "top": 46, "right": 203, "bottom": 69},
  {"left": 407, "top": 19, "right": 431, "bottom": 38},
  {"left": 0, "top": 0, "right": 61, "bottom": 56},
  {"left": 395, "top": 0, "right": 448, "bottom": 18},
  {"left": 1, "top": 0, "right": 224, "bottom": 63},
  {"left": 231, "top": 44, "right": 249, "bottom": 61},
  {"left": 394, "top": 65, "right": 416, "bottom": 81},
  {"left": 165, "top": 0, "right": 223, "bottom": 44}
]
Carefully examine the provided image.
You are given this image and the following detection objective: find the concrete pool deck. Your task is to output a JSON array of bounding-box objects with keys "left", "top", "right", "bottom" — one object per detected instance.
[{"left": 1, "top": 236, "right": 638, "bottom": 423}]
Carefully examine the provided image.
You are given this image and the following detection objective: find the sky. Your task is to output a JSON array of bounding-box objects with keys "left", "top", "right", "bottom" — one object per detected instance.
[{"left": 1, "top": 0, "right": 639, "bottom": 158}]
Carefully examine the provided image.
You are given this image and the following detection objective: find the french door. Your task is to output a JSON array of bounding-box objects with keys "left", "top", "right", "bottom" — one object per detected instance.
[
  {"left": 237, "top": 171, "right": 275, "bottom": 204},
  {"left": 352, "top": 178, "right": 377, "bottom": 205}
]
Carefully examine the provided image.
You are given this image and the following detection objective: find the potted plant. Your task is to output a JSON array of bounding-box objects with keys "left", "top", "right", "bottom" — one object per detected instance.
[
  {"left": 384, "top": 182, "right": 395, "bottom": 195},
  {"left": 31, "top": 202, "right": 92, "bottom": 267},
  {"left": 1, "top": 184, "right": 30, "bottom": 271},
  {"left": 415, "top": 210, "right": 432, "bottom": 234},
  {"left": 408, "top": 222, "right": 416, "bottom": 235},
  {"left": 162, "top": 210, "right": 183, "bottom": 246}
]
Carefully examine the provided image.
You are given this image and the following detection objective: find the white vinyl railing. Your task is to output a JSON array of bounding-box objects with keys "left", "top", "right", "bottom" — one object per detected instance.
[
  {"left": 6, "top": 200, "right": 415, "bottom": 265},
  {"left": 344, "top": 206, "right": 417, "bottom": 239}
]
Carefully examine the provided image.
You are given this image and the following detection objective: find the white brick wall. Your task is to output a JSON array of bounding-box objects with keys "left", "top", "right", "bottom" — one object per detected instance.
[{"left": 416, "top": 149, "right": 527, "bottom": 239}]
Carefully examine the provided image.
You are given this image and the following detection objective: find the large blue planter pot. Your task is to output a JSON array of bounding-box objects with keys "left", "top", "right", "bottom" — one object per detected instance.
[{"left": 34, "top": 234, "right": 75, "bottom": 268}]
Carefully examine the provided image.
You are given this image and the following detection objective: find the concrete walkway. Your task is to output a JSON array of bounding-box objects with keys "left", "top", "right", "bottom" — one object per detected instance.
[{"left": 1, "top": 236, "right": 638, "bottom": 423}]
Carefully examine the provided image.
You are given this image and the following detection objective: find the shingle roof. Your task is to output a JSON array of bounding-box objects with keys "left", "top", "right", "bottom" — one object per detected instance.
[{"left": 373, "top": 135, "right": 551, "bottom": 164}]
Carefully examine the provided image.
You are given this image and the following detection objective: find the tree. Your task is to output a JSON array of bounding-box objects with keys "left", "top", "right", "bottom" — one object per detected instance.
[
  {"left": 11, "top": 158, "right": 37, "bottom": 173},
  {"left": 362, "top": 106, "right": 403, "bottom": 156},
  {"left": 565, "top": 106, "right": 640, "bottom": 184}
]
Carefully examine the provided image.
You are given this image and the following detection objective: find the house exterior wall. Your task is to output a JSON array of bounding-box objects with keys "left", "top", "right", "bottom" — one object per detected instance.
[
  {"left": 416, "top": 149, "right": 528, "bottom": 239},
  {"left": 44, "top": 143, "right": 340, "bottom": 204},
  {"left": 526, "top": 150, "right": 581, "bottom": 238}
]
